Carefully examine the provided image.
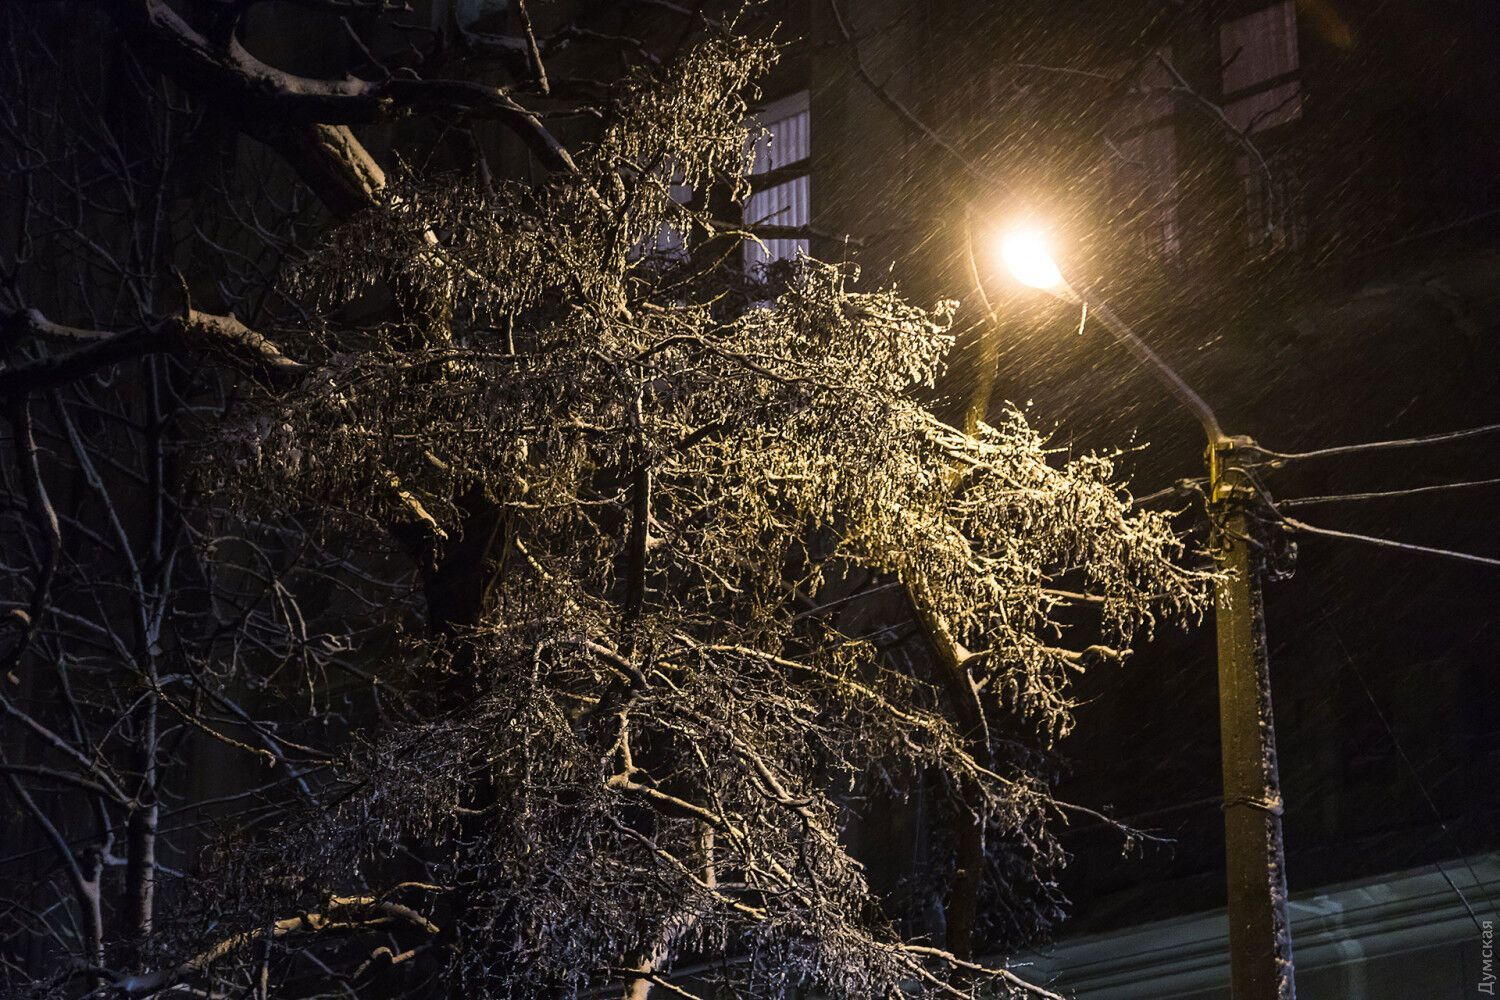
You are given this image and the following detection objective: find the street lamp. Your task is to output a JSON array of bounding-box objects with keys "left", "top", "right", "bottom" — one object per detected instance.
[
  {"left": 996, "top": 227, "right": 1296, "bottom": 1000},
  {"left": 999, "top": 229, "right": 1066, "bottom": 291}
]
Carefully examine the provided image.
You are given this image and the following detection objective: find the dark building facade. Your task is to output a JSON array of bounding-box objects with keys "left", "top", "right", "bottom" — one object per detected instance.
[
  {"left": 4, "top": 1, "right": 1497, "bottom": 994},
  {"left": 781, "top": 1, "right": 1500, "bottom": 994}
]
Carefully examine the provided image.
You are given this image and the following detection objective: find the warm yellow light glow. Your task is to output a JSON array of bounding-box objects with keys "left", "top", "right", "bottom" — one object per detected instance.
[{"left": 998, "top": 229, "right": 1064, "bottom": 290}]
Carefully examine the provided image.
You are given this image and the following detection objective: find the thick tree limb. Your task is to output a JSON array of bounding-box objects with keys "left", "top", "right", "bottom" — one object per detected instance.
[
  {"left": 106, "top": 0, "right": 577, "bottom": 174},
  {"left": 906, "top": 582, "right": 991, "bottom": 960},
  {"left": 512, "top": 0, "right": 549, "bottom": 95},
  {"left": 110, "top": 895, "right": 440, "bottom": 996},
  {"left": 747, "top": 156, "right": 810, "bottom": 193},
  {"left": 249, "top": 122, "right": 388, "bottom": 216},
  {"left": 0, "top": 305, "right": 306, "bottom": 397}
]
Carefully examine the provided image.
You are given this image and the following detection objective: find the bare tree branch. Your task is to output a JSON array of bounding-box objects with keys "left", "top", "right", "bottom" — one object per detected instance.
[
  {"left": 0, "top": 305, "right": 306, "bottom": 397},
  {"left": 109, "top": 895, "right": 440, "bottom": 997},
  {"left": 105, "top": 0, "right": 578, "bottom": 173}
]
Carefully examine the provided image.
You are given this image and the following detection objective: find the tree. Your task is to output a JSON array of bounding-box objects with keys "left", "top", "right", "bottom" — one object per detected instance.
[{"left": 0, "top": 2, "right": 1211, "bottom": 996}]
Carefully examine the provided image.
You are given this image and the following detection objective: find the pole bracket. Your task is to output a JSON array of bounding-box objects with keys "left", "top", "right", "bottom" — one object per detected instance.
[{"left": 1222, "top": 794, "right": 1285, "bottom": 816}]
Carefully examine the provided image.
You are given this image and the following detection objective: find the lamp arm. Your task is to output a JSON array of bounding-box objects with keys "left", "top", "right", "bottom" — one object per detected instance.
[{"left": 1065, "top": 283, "right": 1226, "bottom": 446}]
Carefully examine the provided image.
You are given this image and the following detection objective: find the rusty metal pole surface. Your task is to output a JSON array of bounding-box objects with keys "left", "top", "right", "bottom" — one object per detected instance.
[{"left": 1212, "top": 446, "right": 1295, "bottom": 1000}]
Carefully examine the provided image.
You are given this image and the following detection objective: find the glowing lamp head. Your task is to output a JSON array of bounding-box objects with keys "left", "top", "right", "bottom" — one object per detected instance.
[{"left": 999, "top": 229, "right": 1065, "bottom": 290}]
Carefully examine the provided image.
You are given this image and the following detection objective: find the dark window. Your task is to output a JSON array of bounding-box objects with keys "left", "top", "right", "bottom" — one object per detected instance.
[
  {"left": 1107, "top": 50, "right": 1181, "bottom": 259},
  {"left": 1219, "top": 2, "right": 1302, "bottom": 134},
  {"left": 452, "top": 0, "right": 510, "bottom": 29},
  {"left": 1220, "top": 4, "right": 1305, "bottom": 250}
]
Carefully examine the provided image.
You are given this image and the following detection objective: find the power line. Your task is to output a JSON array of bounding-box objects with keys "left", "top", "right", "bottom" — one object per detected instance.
[
  {"left": 1251, "top": 422, "right": 1500, "bottom": 462},
  {"left": 1279, "top": 475, "right": 1500, "bottom": 508},
  {"left": 1281, "top": 516, "right": 1500, "bottom": 569}
]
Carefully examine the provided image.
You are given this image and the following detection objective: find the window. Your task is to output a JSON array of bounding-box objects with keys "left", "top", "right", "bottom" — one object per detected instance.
[
  {"left": 1220, "top": 3, "right": 1304, "bottom": 249},
  {"left": 1236, "top": 150, "right": 1305, "bottom": 250},
  {"left": 1219, "top": 2, "right": 1301, "bottom": 134},
  {"left": 1106, "top": 51, "right": 1181, "bottom": 259},
  {"left": 647, "top": 181, "right": 694, "bottom": 260},
  {"left": 452, "top": 0, "right": 509, "bottom": 29},
  {"left": 1113, "top": 125, "right": 1181, "bottom": 257},
  {"left": 744, "top": 91, "right": 810, "bottom": 270}
]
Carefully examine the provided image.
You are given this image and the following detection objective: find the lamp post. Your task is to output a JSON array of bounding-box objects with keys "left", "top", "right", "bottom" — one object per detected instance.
[{"left": 998, "top": 229, "right": 1295, "bottom": 1000}]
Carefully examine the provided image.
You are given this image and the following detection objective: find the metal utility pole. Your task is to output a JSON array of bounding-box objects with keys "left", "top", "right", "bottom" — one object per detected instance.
[
  {"left": 988, "top": 228, "right": 1295, "bottom": 997},
  {"left": 1088, "top": 298, "right": 1296, "bottom": 1000},
  {"left": 1211, "top": 442, "right": 1295, "bottom": 1000}
]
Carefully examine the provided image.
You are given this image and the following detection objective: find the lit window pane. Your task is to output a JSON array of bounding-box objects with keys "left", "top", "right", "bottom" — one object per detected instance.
[
  {"left": 744, "top": 176, "right": 810, "bottom": 269},
  {"left": 650, "top": 182, "right": 694, "bottom": 259},
  {"left": 1236, "top": 152, "right": 1305, "bottom": 251},
  {"left": 745, "top": 92, "right": 811, "bottom": 269},
  {"left": 749, "top": 92, "right": 811, "bottom": 174}
]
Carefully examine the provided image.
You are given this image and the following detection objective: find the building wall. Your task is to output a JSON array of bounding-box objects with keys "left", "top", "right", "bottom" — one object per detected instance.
[
  {"left": 800, "top": 0, "right": 1500, "bottom": 961},
  {"left": 1017, "top": 854, "right": 1500, "bottom": 999}
]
